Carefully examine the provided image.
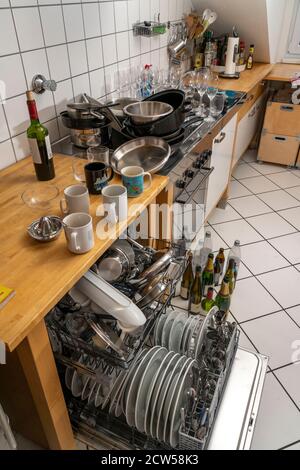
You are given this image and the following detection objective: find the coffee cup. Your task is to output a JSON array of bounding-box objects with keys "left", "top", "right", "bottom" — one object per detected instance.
[
  {"left": 63, "top": 213, "right": 94, "bottom": 254},
  {"left": 102, "top": 185, "right": 128, "bottom": 222},
  {"left": 121, "top": 166, "right": 152, "bottom": 197},
  {"left": 60, "top": 185, "right": 90, "bottom": 215},
  {"left": 84, "top": 162, "right": 114, "bottom": 195}
]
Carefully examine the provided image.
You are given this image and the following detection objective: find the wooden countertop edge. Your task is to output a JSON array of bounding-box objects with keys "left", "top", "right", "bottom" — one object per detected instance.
[
  {"left": 218, "top": 63, "right": 274, "bottom": 93},
  {"left": 266, "top": 63, "right": 300, "bottom": 82}
]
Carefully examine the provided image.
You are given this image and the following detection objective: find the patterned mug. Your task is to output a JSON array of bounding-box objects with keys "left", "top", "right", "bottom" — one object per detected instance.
[{"left": 121, "top": 166, "right": 152, "bottom": 198}]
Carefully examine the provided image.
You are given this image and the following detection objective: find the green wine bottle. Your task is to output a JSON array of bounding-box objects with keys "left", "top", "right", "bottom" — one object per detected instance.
[
  {"left": 225, "top": 259, "right": 236, "bottom": 295},
  {"left": 180, "top": 252, "right": 194, "bottom": 300},
  {"left": 26, "top": 91, "right": 55, "bottom": 181},
  {"left": 189, "top": 265, "right": 202, "bottom": 314},
  {"left": 202, "top": 253, "right": 214, "bottom": 296},
  {"left": 216, "top": 248, "right": 226, "bottom": 275},
  {"left": 201, "top": 287, "right": 215, "bottom": 314},
  {"left": 214, "top": 258, "right": 221, "bottom": 286},
  {"left": 215, "top": 276, "right": 231, "bottom": 314}
]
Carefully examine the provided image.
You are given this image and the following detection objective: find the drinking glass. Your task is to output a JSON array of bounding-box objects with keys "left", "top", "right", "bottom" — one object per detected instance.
[
  {"left": 195, "top": 68, "right": 209, "bottom": 117},
  {"left": 210, "top": 94, "right": 226, "bottom": 119},
  {"left": 87, "top": 146, "right": 110, "bottom": 166},
  {"left": 205, "top": 72, "right": 219, "bottom": 122}
]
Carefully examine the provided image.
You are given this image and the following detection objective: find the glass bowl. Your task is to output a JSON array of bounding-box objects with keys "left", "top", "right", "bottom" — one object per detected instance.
[{"left": 21, "top": 184, "right": 60, "bottom": 211}]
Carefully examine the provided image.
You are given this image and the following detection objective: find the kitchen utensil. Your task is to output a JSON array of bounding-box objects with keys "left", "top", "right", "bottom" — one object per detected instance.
[
  {"left": 84, "top": 162, "right": 114, "bottom": 195},
  {"left": 113, "top": 239, "right": 135, "bottom": 266},
  {"left": 63, "top": 213, "right": 94, "bottom": 254},
  {"left": 60, "top": 111, "right": 110, "bottom": 148},
  {"left": 105, "top": 97, "right": 137, "bottom": 117},
  {"left": 87, "top": 146, "right": 110, "bottom": 166},
  {"left": 83, "top": 93, "right": 123, "bottom": 132},
  {"left": 22, "top": 184, "right": 59, "bottom": 211},
  {"left": 86, "top": 317, "right": 126, "bottom": 359},
  {"left": 111, "top": 137, "right": 171, "bottom": 175},
  {"left": 27, "top": 216, "right": 63, "bottom": 243},
  {"left": 123, "top": 101, "right": 174, "bottom": 125},
  {"left": 121, "top": 166, "right": 152, "bottom": 197},
  {"left": 97, "top": 246, "right": 130, "bottom": 283},
  {"left": 102, "top": 185, "right": 128, "bottom": 223},
  {"left": 60, "top": 185, "right": 90, "bottom": 215},
  {"left": 136, "top": 273, "right": 168, "bottom": 309},
  {"left": 76, "top": 270, "right": 146, "bottom": 333},
  {"left": 132, "top": 248, "right": 175, "bottom": 285}
]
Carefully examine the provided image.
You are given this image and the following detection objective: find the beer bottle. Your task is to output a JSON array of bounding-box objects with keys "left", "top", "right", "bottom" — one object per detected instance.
[
  {"left": 201, "top": 287, "right": 215, "bottom": 314},
  {"left": 180, "top": 252, "right": 194, "bottom": 300},
  {"left": 202, "top": 254, "right": 214, "bottom": 296},
  {"left": 189, "top": 266, "right": 202, "bottom": 314}
]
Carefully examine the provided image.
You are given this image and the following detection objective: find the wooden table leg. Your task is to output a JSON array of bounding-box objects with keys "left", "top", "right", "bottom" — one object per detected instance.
[
  {"left": 16, "top": 320, "right": 75, "bottom": 450},
  {"left": 149, "top": 183, "right": 174, "bottom": 250}
]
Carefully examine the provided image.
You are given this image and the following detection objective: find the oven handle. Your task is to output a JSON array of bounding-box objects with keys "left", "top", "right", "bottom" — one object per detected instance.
[{"left": 176, "top": 167, "right": 215, "bottom": 205}]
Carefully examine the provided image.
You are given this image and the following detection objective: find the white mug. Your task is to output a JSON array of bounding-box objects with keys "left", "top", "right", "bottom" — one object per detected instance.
[
  {"left": 102, "top": 185, "right": 128, "bottom": 222},
  {"left": 63, "top": 213, "right": 94, "bottom": 254},
  {"left": 60, "top": 185, "right": 90, "bottom": 215}
]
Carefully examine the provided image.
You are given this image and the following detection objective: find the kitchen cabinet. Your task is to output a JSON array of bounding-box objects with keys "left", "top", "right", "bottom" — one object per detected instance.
[
  {"left": 232, "top": 92, "right": 267, "bottom": 168},
  {"left": 206, "top": 114, "right": 237, "bottom": 219}
]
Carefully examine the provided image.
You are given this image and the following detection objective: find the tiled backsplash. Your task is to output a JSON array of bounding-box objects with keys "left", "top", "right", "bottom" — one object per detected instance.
[{"left": 0, "top": 0, "right": 193, "bottom": 170}]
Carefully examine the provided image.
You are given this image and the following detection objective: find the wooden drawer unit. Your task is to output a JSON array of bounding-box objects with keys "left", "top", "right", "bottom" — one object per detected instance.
[
  {"left": 238, "top": 82, "right": 266, "bottom": 122},
  {"left": 258, "top": 132, "right": 300, "bottom": 166},
  {"left": 263, "top": 101, "right": 300, "bottom": 137}
]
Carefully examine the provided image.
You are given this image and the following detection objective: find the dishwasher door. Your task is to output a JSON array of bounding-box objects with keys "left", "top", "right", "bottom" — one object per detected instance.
[{"left": 208, "top": 348, "right": 268, "bottom": 450}]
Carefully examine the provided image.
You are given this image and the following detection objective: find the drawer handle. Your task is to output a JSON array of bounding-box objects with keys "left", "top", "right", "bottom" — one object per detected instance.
[
  {"left": 248, "top": 108, "right": 256, "bottom": 118},
  {"left": 280, "top": 105, "right": 294, "bottom": 112},
  {"left": 273, "top": 136, "right": 287, "bottom": 142},
  {"left": 247, "top": 94, "right": 254, "bottom": 102},
  {"left": 214, "top": 132, "right": 226, "bottom": 144}
]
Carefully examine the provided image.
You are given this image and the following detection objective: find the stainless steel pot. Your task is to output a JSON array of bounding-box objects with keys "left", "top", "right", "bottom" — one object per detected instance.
[
  {"left": 69, "top": 128, "right": 106, "bottom": 148},
  {"left": 97, "top": 247, "right": 130, "bottom": 283},
  {"left": 123, "top": 101, "right": 174, "bottom": 125},
  {"left": 60, "top": 111, "right": 110, "bottom": 148}
]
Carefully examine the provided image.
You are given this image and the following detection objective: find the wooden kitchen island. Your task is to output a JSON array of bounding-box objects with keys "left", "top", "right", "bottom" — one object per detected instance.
[{"left": 0, "top": 154, "right": 171, "bottom": 450}]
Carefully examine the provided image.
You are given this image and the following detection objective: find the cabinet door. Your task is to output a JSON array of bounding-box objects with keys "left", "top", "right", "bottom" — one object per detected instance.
[
  {"left": 233, "top": 92, "right": 267, "bottom": 167},
  {"left": 206, "top": 115, "right": 237, "bottom": 219}
]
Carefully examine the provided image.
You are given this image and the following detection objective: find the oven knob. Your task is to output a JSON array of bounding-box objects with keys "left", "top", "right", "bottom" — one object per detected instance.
[
  {"left": 176, "top": 179, "right": 186, "bottom": 189},
  {"left": 193, "top": 160, "right": 202, "bottom": 169},
  {"left": 185, "top": 169, "right": 195, "bottom": 178}
]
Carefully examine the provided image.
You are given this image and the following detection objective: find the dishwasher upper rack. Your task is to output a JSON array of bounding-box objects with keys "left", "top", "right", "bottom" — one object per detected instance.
[{"left": 46, "top": 257, "right": 186, "bottom": 370}]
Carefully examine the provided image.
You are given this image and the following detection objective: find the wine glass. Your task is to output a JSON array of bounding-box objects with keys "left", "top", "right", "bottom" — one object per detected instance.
[
  {"left": 205, "top": 72, "right": 219, "bottom": 122},
  {"left": 210, "top": 94, "right": 226, "bottom": 119},
  {"left": 195, "top": 68, "right": 209, "bottom": 118}
]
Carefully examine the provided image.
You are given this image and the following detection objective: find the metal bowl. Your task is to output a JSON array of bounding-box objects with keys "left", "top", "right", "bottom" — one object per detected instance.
[
  {"left": 111, "top": 137, "right": 171, "bottom": 175},
  {"left": 123, "top": 101, "right": 174, "bottom": 125}
]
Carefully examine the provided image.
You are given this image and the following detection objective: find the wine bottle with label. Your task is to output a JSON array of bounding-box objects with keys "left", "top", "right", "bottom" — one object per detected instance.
[
  {"left": 216, "top": 248, "right": 226, "bottom": 275},
  {"left": 202, "top": 254, "right": 214, "bottom": 296},
  {"left": 215, "top": 276, "right": 231, "bottom": 314},
  {"left": 189, "top": 266, "right": 202, "bottom": 314},
  {"left": 180, "top": 252, "right": 194, "bottom": 300},
  {"left": 26, "top": 91, "right": 55, "bottom": 181},
  {"left": 201, "top": 287, "right": 215, "bottom": 314},
  {"left": 214, "top": 258, "right": 221, "bottom": 286},
  {"left": 225, "top": 259, "right": 236, "bottom": 295}
]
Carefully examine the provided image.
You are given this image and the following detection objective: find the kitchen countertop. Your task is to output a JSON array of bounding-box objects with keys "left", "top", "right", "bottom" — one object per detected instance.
[
  {"left": 266, "top": 63, "right": 300, "bottom": 82},
  {"left": 218, "top": 63, "right": 274, "bottom": 93},
  {"left": 0, "top": 154, "right": 169, "bottom": 352}
]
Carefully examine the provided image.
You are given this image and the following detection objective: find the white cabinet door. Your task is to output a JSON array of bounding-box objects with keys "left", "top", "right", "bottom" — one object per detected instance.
[
  {"left": 206, "top": 114, "right": 237, "bottom": 219},
  {"left": 233, "top": 92, "right": 266, "bottom": 167}
]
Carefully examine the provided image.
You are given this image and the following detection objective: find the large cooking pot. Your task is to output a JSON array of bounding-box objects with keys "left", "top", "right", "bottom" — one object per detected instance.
[
  {"left": 125, "top": 89, "right": 189, "bottom": 137},
  {"left": 60, "top": 111, "right": 110, "bottom": 148}
]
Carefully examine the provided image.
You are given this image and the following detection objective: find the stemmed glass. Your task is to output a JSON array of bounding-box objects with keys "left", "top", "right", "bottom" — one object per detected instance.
[
  {"left": 205, "top": 72, "right": 219, "bottom": 122},
  {"left": 195, "top": 68, "right": 209, "bottom": 118}
]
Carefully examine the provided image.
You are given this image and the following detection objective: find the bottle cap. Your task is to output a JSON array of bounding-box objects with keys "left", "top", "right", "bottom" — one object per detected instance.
[
  {"left": 26, "top": 90, "right": 34, "bottom": 101},
  {"left": 206, "top": 231, "right": 212, "bottom": 238},
  {"left": 234, "top": 240, "right": 241, "bottom": 246}
]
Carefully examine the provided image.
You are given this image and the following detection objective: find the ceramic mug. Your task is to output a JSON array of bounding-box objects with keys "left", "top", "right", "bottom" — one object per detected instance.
[
  {"left": 63, "top": 213, "right": 94, "bottom": 254},
  {"left": 84, "top": 162, "right": 114, "bottom": 195},
  {"left": 60, "top": 185, "right": 90, "bottom": 215},
  {"left": 121, "top": 166, "right": 152, "bottom": 197},
  {"left": 102, "top": 185, "right": 128, "bottom": 222}
]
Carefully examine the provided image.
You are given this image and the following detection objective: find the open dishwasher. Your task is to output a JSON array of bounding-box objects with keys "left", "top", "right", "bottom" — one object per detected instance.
[{"left": 45, "top": 238, "right": 268, "bottom": 451}]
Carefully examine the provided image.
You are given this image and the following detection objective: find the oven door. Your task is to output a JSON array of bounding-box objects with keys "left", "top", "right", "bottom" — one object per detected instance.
[{"left": 174, "top": 163, "right": 214, "bottom": 241}]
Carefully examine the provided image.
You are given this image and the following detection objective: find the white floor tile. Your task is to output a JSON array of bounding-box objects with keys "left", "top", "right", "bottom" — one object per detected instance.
[
  {"left": 257, "top": 190, "right": 300, "bottom": 211},
  {"left": 232, "top": 164, "right": 261, "bottom": 180},
  {"left": 269, "top": 233, "right": 300, "bottom": 265},
  {"left": 296, "top": 265, "right": 300, "bottom": 272},
  {"left": 229, "top": 195, "right": 272, "bottom": 218},
  {"left": 275, "top": 363, "right": 300, "bottom": 409},
  {"left": 241, "top": 175, "right": 280, "bottom": 194},
  {"left": 258, "top": 267, "right": 300, "bottom": 309},
  {"left": 242, "top": 311, "right": 300, "bottom": 369},
  {"left": 206, "top": 226, "right": 229, "bottom": 252},
  {"left": 246, "top": 212, "right": 296, "bottom": 239},
  {"left": 241, "top": 241, "right": 290, "bottom": 275},
  {"left": 228, "top": 180, "right": 252, "bottom": 199},
  {"left": 251, "top": 374, "right": 300, "bottom": 450},
  {"left": 250, "top": 162, "right": 287, "bottom": 176},
  {"left": 279, "top": 207, "right": 300, "bottom": 231},
  {"left": 290, "top": 169, "right": 300, "bottom": 179},
  {"left": 286, "top": 305, "right": 300, "bottom": 327},
  {"left": 208, "top": 205, "right": 242, "bottom": 225},
  {"left": 238, "top": 328, "right": 258, "bottom": 352},
  {"left": 267, "top": 172, "right": 300, "bottom": 189},
  {"left": 230, "top": 277, "right": 280, "bottom": 323},
  {"left": 213, "top": 219, "right": 263, "bottom": 247},
  {"left": 213, "top": 249, "right": 252, "bottom": 284},
  {"left": 286, "top": 186, "right": 300, "bottom": 202},
  {"left": 242, "top": 149, "right": 257, "bottom": 163},
  {"left": 171, "top": 296, "right": 189, "bottom": 311},
  {"left": 284, "top": 442, "right": 300, "bottom": 450}
]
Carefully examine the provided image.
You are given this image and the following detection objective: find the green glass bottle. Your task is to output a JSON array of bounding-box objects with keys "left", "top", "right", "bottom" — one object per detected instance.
[
  {"left": 189, "top": 265, "right": 202, "bottom": 314},
  {"left": 180, "top": 252, "right": 194, "bottom": 300},
  {"left": 216, "top": 248, "right": 226, "bottom": 275},
  {"left": 225, "top": 259, "right": 236, "bottom": 295},
  {"left": 215, "top": 276, "right": 231, "bottom": 314},
  {"left": 201, "top": 287, "right": 215, "bottom": 314},
  {"left": 214, "top": 258, "right": 221, "bottom": 286},
  {"left": 26, "top": 91, "right": 55, "bottom": 181},
  {"left": 202, "top": 254, "right": 214, "bottom": 296}
]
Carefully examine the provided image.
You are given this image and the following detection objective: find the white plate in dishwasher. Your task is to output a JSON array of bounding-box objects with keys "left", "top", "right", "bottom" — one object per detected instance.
[
  {"left": 150, "top": 352, "right": 180, "bottom": 439},
  {"left": 135, "top": 348, "right": 168, "bottom": 433},
  {"left": 109, "top": 370, "right": 127, "bottom": 415},
  {"left": 169, "top": 312, "right": 187, "bottom": 353},
  {"left": 161, "top": 310, "right": 179, "bottom": 348},
  {"left": 154, "top": 313, "right": 168, "bottom": 345},
  {"left": 180, "top": 315, "right": 194, "bottom": 355}
]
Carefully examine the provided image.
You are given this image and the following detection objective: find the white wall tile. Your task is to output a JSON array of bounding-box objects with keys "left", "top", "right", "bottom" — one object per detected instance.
[
  {"left": 0, "top": 9, "right": 19, "bottom": 56},
  {"left": 0, "top": 0, "right": 10, "bottom": 6},
  {"left": 104, "top": 63, "right": 118, "bottom": 94},
  {"left": 151, "top": 0, "right": 160, "bottom": 21},
  {"left": 11, "top": 0, "right": 37, "bottom": 5},
  {"left": 128, "top": 0, "right": 140, "bottom": 26},
  {"left": 72, "top": 73, "right": 90, "bottom": 101},
  {"left": 129, "top": 32, "right": 141, "bottom": 56},
  {"left": 0, "top": 55, "right": 27, "bottom": 99},
  {"left": 22, "top": 49, "right": 50, "bottom": 90},
  {"left": 114, "top": 1, "right": 128, "bottom": 32},
  {"left": 116, "top": 31, "right": 130, "bottom": 62},
  {"left": 12, "top": 132, "right": 30, "bottom": 161},
  {"left": 34, "top": 89, "right": 56, "bottom": 123},
  {"left": 13, "top": 7, "right": 44, "bottom": 52},
  {"left": 102, "top": 34, "right": 117, "bottom": 66},
  {"left": 4, "top": 94, "right": 29, "bottom": 136},
  {"left": 140, "top": 0, "right": 151, "bottom": 21},
  {"left": 46, "top": 118, "right": 60, "bottom": 143},
  {"left": 0, "top": 105, "right": 9, "bottom": 142},
  {"left": 68, "top": 41, "right": 88, "bottom": 77},
  {"left": 47, "top": 45, "right": 71, "bottom": 82},
  {"left": 40, "top": 6, "right": 66, "bottom": 47},
  {"left": 86, "top": 37, "right": 103, "bottom": 71},
  {"left": 53, "top": 79, "right": 73, "bottom": 115},
  {"left": 0, "top": 140, "right": 16, "bottom": 170},
  {"left": 100, "top": 2, "right": 116, "bottom": 36},
  {"left": 63, "top": 4, "right": 84, "bottom": 42},
  {"left": 168, "top": 0, "right": 177, "bottom": 21},
  {"left": 90, "top": 68, "right": 106, "bottom": 100},
  {"left": 159, "top": 0, "right": 169, "bottom": 22},
  {"left": 82, "top": 3, "right": 101, "bottom": 39}
]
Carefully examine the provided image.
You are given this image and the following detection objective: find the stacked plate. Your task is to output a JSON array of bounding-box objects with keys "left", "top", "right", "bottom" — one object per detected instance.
[
  {"left": 119, "top": 346, "right": 198, "bottom": 448},
  {"left": 154, "top": 310, "right": 206, "bottom": 360}
]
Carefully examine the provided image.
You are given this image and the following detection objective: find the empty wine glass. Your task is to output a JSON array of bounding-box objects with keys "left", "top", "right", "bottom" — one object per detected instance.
[
  {"left": 205, "top": 72, "right": 219, "bottom": 122},
  {"left": 210, "top": 94, "right": 226, "bottom": 119},
  {"left": 195, "top": 68, "right": 209, "bottom": 118}
]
